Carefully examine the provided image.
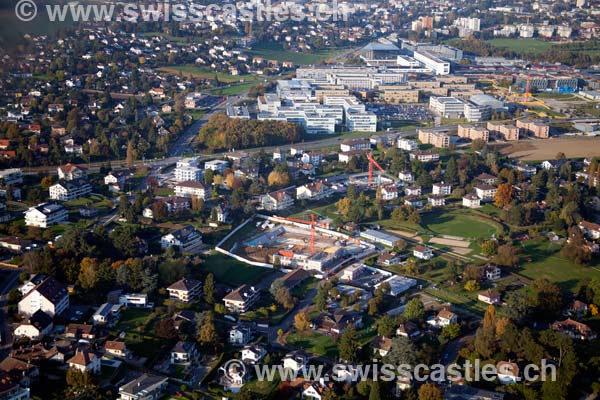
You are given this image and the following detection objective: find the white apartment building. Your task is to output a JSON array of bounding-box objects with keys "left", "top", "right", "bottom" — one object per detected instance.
[
  {"left": 464, "top": 101, "right": 492, "bottom": 122},
  {"left": 413, "top": 51, "right": 450, "bottom": 75},
  {"left": 346, "top": 110, "right": 377, "bottom": 132},
  {"left": 18, "top": 277, "right": 69, "bottom": 317},
  {"left": 429, "top": 96, "right": 465, "bottom": 118},
  {"left": 397, "top": 138, "right": 418, "bottom": 151},
  {"left": 49, "top": 179, "right": 92, "bottom": 201},
  {"left": 204, "top": 159, "right": 229, "bottom": 174},
  {"left": 175, "top": 157, "right": 203, "bottom": 182},
  {"left": 174, "top": 181, "right": 209, "bottom": 200},
  {"left": 24, "top": 202, "right": 68, "bottom": 228}
]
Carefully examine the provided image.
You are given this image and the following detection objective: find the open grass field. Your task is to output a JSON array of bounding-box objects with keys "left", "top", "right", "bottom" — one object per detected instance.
[
  {"left": 200, "top": 252, "right": 275, "bottom": 286},
  {"left": 497, "top": 137, "right": 600, "bottom": 161},
  {"left": 516, "top": 238, "right": 600, "bottom": 291},
  {"left": 485, "top": 38, "right": 555, "bottom": 53},
  {"left": 420, "top": 210, "right": 502, "bottom": 240},
  {"left": 248, "top": 41, "right": 345, "bottom": 65},
  {"left": 286, "top": 331, "right": 338, "bottom": 358},
  {"left": 156, "top": 65, "right": 254, "bottom": 83}
]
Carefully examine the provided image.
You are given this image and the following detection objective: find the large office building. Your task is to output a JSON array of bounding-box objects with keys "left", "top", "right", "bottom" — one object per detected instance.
[
  {"left": 464, "top": 101, "right": 492, "bottom": 122},
  {"left": 429, "top": 96, "right": 465, "bottom": 118},
  {"left": 413, "top": 51, "right": 451, "bottom": 75}
]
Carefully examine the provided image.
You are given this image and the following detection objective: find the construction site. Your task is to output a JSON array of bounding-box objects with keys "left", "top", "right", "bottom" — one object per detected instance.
[{"left": 228, "top": 215, "right": 376, "bottom": 273}]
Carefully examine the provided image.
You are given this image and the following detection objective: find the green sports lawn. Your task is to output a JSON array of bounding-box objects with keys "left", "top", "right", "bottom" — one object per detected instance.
[
  {"left": 485, "top": 38, "right": 555, "bottom": 53},
  {"left": 247, "top": 41, "right": 345, "bottom": 65},
  {"left": 200, "top": 252, "right": 275, "bottom": 286},
  {"left": 516, "top": 238, "right": 600, "bottom": 291},
  {"left": 419, "top": 210, "right": 502, "bottom": 239}
]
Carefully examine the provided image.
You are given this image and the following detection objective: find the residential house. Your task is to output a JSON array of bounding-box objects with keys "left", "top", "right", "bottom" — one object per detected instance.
[
  {"left": 478, "top": 290, "right": 501, "bottom": 305},
  {"left": 378, "top": 251, "right": 405, "bottom": 266},
  {"left": 160, "top": 225, "right": 202, "bottom": 252},
  {"left": 167, "top": 279, "right": 202, "bottom": 303},
  {"left": 57, "top": 164, "right": 86, "bottom": 181},
  {"left": 445, "top": 385, "right": 505, "bottom": 400},
  {"left": 380, "top": 185, "right": 398, "bottom": 201},
  {"left": 18, "top": 276, "right": 69, "bottom": 317},
  {"left": 49, "top": 179, "right": 92, "bottom": 201},
  {"left": 396, "top": 321, "right": 421, "bottom": 340},
  {"left": 409, "top": 151, "right": 439, "bottom": 163},
  {"left": 92, "top": 303, "right": 121, "bottom": 326},
  {"left": 0, "top": 358, "right": 39, "bottom": 386},
  {"left": 427, "top": 309, "right": 458, "bottom": 328},
  {"left": 398, "top": 170, "right": 414, "bottom": 183},
  {"left": 67, "top": 349, "right": 101, "bottom": 374},
  {"left": 475, "top": 173, "right": 497, "bottom": 186},
  {"left": 105, "top": 340, "right": 128, "bottom": 358},
  {"left": 552, "top": 318, "right": 597, "bottom": 340},
  {"left": 229, "top": 325, "right": 253, "bottom": 346},
  {"left": 283, "top": 351, "right": 309, "bottom": 373},
  {"left": 296, "top": 181, "right": 334, "bottom": 201},
  {"left": 413, "top": 245, "right": 433, "bottom": 260},
  {"left": 0, "top": 237, "right": 32, "bottom": 253},
  {"left": 302, "top": 381, "right": 335, "bottom": 400},
  {"left": 215, "top": 204, "right": 231, "bottom": 223},
  {"left": 579, "top": 221, "right": 600, "bottom": 240},
  {"left": 219, "top": 358, "right": 248, "bottom": 390},
  {"left": 118, "top": 293, "right": 149, "bottom": 308},
  {"left": 174, "top": 181, "right": 209, "bottom": 200},
  {"left": 474, "top": 184, "right": 497, "bottom": 202},
  {"left": 13, "top": 310, "right": 53, "bottom": 340},
  {"left": 170, "top": 341, "right": 198, "bottom": 365},
  {"left": 372, "top": 335, "right": 393, "bottom": 358},
  {"left": 462, "top": 193, "right": 481, "bottom": 208},
  {"left": 496, "top": 361, "right": 520, "bottom": 384},
  {"left": 340, "top": 139, "right": 370, "bottom": 152},
  {"left": 567, "top": 300, "right": 589, "bottom": 318},
  {"left": 404, "top": 196, "right": 423, "bottom": 208},
  {"left": 65, "top": 324, "right": 96, "bottom": 340},
  {"left": 314, "top": 309, "right": 363, "bottom": 335},
  {"left": 223, "top": 285, "right": 260, "bottom": 314},
  {"left": 118, "top": 374, "right": 168, "bottom": 400},
  {"left": 280, "top": 268, "right": 311, "bottom": 290},
  {"left": 204, "top": 159, "right": 229, "bottom": 174},
  {"left": 427, "top": 195, "right": 446, "bottom": 207},
  {"left": 104, "top": 172, "right": 126, "bottom": 189},
  {"left": 241, "top": 344, "right": 267, "bottom": 364},
  {"left": 432, "top": 182, "right": 452, "bottom": 196},
  {"left": 261, "top": 190, "right": 294, "bottom": 211},
  {"left": 24, "top": 203, "right": 68, "bottom": 228},
  {"left": 405, "top": 185, "right": 422, "bottom": 196},
  {"left": 484, "top": 264, "right": 502, "bottom": 280}
]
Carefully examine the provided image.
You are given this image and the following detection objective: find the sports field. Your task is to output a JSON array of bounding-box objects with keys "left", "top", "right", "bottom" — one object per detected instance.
[
  {"left": 156, "top": 65, "right": 253, "bottom": 83},
  {"left": 420, "top": 210, "right": 502, "bottom": 240},
  {"left": 485, "top": 38, "right": 555, "bottom": 53},
  {"left": 499, "top": 137, "right": 600, "bottom": 161},
  {"left": 248, "top": 41, "right": 345, "bottom": 65}
]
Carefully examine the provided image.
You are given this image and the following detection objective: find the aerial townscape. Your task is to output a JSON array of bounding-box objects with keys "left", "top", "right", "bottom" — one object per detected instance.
[{"left": 0, "top": 0, "right": 600, "bottom": 399}]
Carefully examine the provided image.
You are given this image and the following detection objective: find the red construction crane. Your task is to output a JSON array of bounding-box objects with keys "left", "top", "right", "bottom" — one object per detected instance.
[
  {"left": 277, "top": 214, "right": 329, "bottom": 255},
  {"left": 366, "top": 152, "right": 385, "bottom": 187}
]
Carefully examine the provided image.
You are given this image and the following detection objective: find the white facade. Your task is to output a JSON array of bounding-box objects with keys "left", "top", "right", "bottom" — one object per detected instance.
[
  {"left": 24, "top": 203, "right": 68, "bottom": 228},
  {"left": 413, "top": 50, "right": 450, "bottom": 75}
]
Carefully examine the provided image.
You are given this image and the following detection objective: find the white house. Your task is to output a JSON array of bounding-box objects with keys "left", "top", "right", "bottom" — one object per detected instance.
[
  {"left": 18, "top": 277, "right": 69, "bottom": 317},
  {"left": 24, "top": 203, "right": 68, "bottom": 228},
  {"left": 462, "top": 193, "right": 481, "bottom": 208},
  {"left": 261, "top": 190, "right": 294, "bottom": 211},
  {"left": 283, "top": 351, "right": 308, "bottom": 373},
  {"left": 413, "top": 245, "right": 433, "bottom": 260},
  {"left": 204, "top": 159, "right": 229, "bottom": 174},
  {"left": 432, "top": 182, "right": 452, "bottom": 196},
  {"left": 229, "top": 325, "right": 253, "bottom": 346},
  {"left": 398, "top": 170, "right": 414, "bottom": 183},
  {"left": 223, "top": 285, "right": 260, "bottom": 314},
  {"left": 167, "top": 278, "right": 202, "bottom": 303},
  {"left": 92, "top": 303, "right": 121, "bottom": 326},
  {"left": 474, "top": 184, "right": 497, "bottom": 202},
  {"left": 170, "top": 341, "right": 199, "bottom": 365},
  {"left": 241, "top": 344, "right": 267, "bottom": 364},
  {"left": 174, "top": 181, "right": 209, "bottom": 200},
  {"left": 405, "top": 185, "right": 422, "bottom": 196},
  {"left": 580, "top": 221, "right": 600, "bottom": 240},
  {"left": 105, "top": 340, "right": 128, "bottom": 358},
  {"left": 118, "top": 374, "right": 168, "bottom": 400},
  {"left": 484, "top": 264, "right": 502, "bottom": 280},
  {"left": 13, "top": 310, "right": 53, "bottom": 339},
  {"left": 426, "top": 309, "right": 458, "bottom": 328},
  {"left": 57, "top": 163, "right": 86, "bottom": 181},
  {"left": 119, "top": 293, "right": 149, "bottom": 308},
  {"left": 380, "top": 185, "right": 398, "bottom": 201},
  {"left": 160, "top": 225, "right": 203, "bottom": 252},
  {"left": 296, "top": 181, "right": 334, "bottom": 201},
  {"left": 49, "top": 179, "right": 92, "bottom": 201},
  {"left": 478, "top": 290, "right": 501, "bottom": 305},
  {"left": 427, "top": 195, "right": 446, "bottom": 207},
  {"left": 67, "top": 349, "right": 101, "bottom": 374},
  {"left": 496, "top": 361, "right": 520, "bottom": 384}
]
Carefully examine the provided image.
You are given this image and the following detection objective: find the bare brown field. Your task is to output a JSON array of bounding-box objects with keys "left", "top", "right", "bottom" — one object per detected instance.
[
  {"left": 430, "top": 237, "right": 471, "bottom": 248},
  {"left": 498, "top": 137, "right": 600, "bottom": 160}
]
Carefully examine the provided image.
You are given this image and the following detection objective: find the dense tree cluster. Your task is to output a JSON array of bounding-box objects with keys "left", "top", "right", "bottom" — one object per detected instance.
[{"left": 197, "top": 114, "right": 303, "bottom": 151}]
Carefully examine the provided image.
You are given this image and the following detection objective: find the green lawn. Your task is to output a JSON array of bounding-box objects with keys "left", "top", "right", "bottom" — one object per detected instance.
[
  {"left": 209, "top": 81, "right": 263, "bottom": 96},
  {"left": 516, "top": 238, "right": 600, "bottom": 292},
  {"left": 200, "top": 252, "right": 275, "bottom": 286},
  {"left": 485, "top": 38, "right": 555, "bottom": 53},
  {"left": 248, "top": 41, "right": 345, "bottom": 65},
  {"left": 420, "top": 210, "right": 502, "bottom": 240},
  {"left": 286, "top": 331, "right": 338, "bottom": 358},
  {"left": 156, "top": 65, "right": 254, "bottom": 83},
  {"left": 114, "top": 308, "right": 154, "bottom": 333}
]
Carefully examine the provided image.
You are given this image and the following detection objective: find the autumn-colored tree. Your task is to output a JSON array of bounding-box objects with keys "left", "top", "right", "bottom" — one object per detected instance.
[
  {"left": 267, "top": 170, "right": 290, "bottom": 188},
  {"left": 294, "top": 311, "right": 310, "bottom": 332},
  {"left": 78, "top": 257, "right": 99, "bottom": 290},
  {"left": 126, "top": 140, "right": 136, "bottom": 169},
  {"left": 337, "top": 197, "right": 352, "bottom": 219},
  {"left": 494, "top": 183, "right": 513, "bottom": 208},
  {"left": 40, "top": 175, "right": 54, "bottom": 190},
  {"left": 418, "top": 383, "right": 443, "bottom": 400},
  {"left": 464, "top": 280, "right": 480, "bottom": 292}
]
